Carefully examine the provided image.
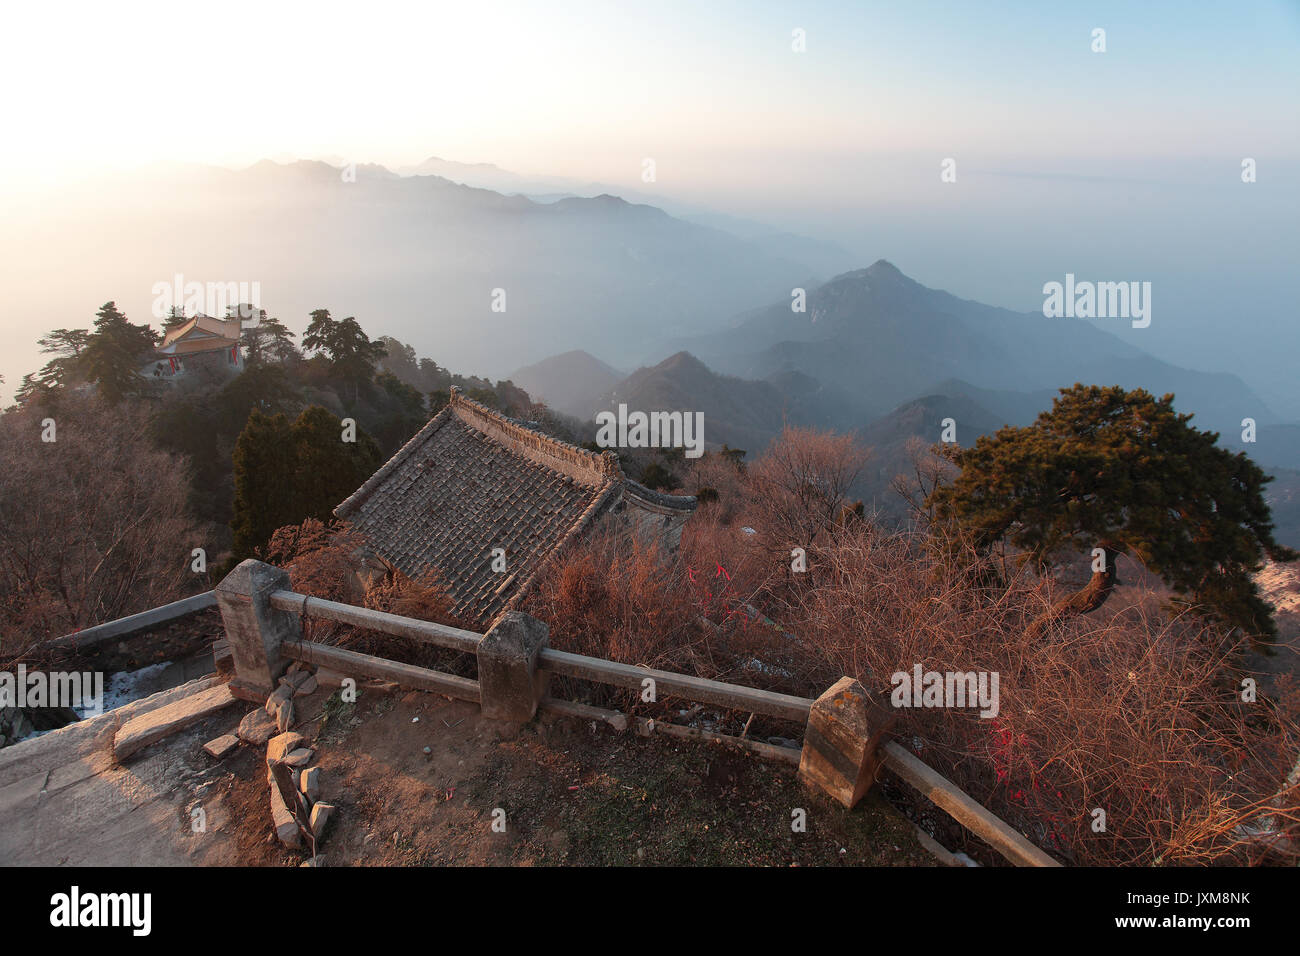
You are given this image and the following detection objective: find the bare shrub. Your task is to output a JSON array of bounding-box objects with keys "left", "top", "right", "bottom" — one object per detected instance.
[
  {"left": 526, "top": 521, "right": 701, "bottom": 671},
  {"left": 680, "top": 450, "right": 750, "bottom": 523},
  {"left": 747, "top": 425, "right": 869, "bottom": 592},
  {"left": 783, "top": 524, "right": 1300, "bottom": 866},
  {"left": 0, "top": 393, "right": 199, "bottom": 655},
  {"left": 262, "top": 518, "right": 468, "bottom": 670}
]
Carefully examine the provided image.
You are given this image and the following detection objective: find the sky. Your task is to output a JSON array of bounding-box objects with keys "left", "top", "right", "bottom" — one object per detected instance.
[{"left": 1, "top": 0, "right": 1298, "bottom": 409}]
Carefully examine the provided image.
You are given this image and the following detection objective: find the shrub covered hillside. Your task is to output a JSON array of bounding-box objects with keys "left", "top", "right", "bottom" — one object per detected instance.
[{"left": 519, "top": 410, "right": 1299, "bottom": 867}]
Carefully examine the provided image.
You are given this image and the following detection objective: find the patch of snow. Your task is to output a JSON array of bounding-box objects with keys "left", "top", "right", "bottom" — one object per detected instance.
[
  {"left": 76, "top": 661, "right": 174, "bottom": 718},
  {"left": 744, "top": 657, "right": 793, "bottom": 678}
]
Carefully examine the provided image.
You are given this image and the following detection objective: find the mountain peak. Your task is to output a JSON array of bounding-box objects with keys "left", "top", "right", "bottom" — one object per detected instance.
[
  {"left": 656, "top": 351, "right": 710, "bottom": 374},
  {"left": 865, "top": 259, "right": 905, "bottom": 280},
  {"left": 822, "top": 259, "right": 914, "bottom": 293}
]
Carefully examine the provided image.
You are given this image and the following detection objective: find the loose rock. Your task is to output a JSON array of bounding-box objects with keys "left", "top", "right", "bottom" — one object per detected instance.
[
  {"left": 279, "top": 670, "right": 311, "bottom": 691},
  {"left": 267, "top": 731, "right": 306, "bottom": 762},
  {"left": 284, "top": 747, "right": 314, "bottom": 767},
  {"left": 275, "top": 699, "right": 294, "bottom": 733},
  {"left": 300, "top": 766, "right": 321, "bottom": 801},
  {"left": 237, "top": 709, "right": 277, "bottom": 745},
  {"left": 202, "top": 733, "right": 240, "bottom": 759},
  {"left": 309, "top": 802, "right": 335, "bottom": 841},
  {"left": 270, "top": 783, "right": 301, "bottom": 848}
]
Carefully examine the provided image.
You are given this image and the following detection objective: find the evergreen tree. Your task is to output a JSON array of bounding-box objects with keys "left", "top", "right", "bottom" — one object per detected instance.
[
  {"left": 215, "top": 363, "right": 299, "bottom": 435},
  {"left": 229, "top": 405, "right": 381, "bottom": 561},
  {"left": 928, "top": 384, "right": 1297, "bottom": 641},
  {"left": 31, "top": 328, "right": 92, "bottom": 391},
  {"left": 303, "top": 310, "right": 386, "bottom": 404},
  {"left": 371, "top": 371, "right": 429, "bottom": 453},
  {"left": 77, "top": 302, "right": 158, "bottom": 404},
  {"left": 262, "top": 316, "right": 301, "bottom": 365},
  {"left": 230, "top": 409, "right": 296, "bottom": 561},
  {"left": 290, "top": 405, "right": 382, "bottom": 521}
]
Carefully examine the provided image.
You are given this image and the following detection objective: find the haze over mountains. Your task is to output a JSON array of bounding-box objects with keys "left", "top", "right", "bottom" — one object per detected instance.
[
  {"left": 4, "top": 155, "right": 1295, "bottom": 487},
  {"left": 514, "top": 258, "right": 1275, "bottom": 437},
  {"left": 675, "top": 260, "right": 1271, "bottom": 437},
  {"left": 0, "top": 159, "right": 837, "bottom": 396}
]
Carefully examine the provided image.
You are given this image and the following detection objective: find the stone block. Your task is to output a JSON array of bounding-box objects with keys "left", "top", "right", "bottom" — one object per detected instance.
[
  {"left": 202, "top": 733, "right": 240, "bottom": 759},
  {"left": 797, "top": 677, "right": 894, "bottom": 809},
  {"left": 299, "top": 766, "right": 320, "bottom": 802},
  {"left": 270, "top": 782, "right": 301, "bottom": 848},
  {"left": 237, "top": 708, "right": 276, "bottom": 745},
  {"left": 275, "top": 698, "right": 294, "bottom": 733},
  {"left": 309, "top": 802, "right": 335, "bottom": 842},
  {"left": 215, "top": 559, "right": 299, "bottom": 702},
  {"left": 283, "top": 748, "right": 313, "bottom": 767},
  {"left": 265, "top": 684, "right": 293, "bottom": 715},
  {"left": 113, "top": 684, "right": 237, "bottom": 762},
  {"left": 477, "top": 611, "right": 549, "bottom": 722}
]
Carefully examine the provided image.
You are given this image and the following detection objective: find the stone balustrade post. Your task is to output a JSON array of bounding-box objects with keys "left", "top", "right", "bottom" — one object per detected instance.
[
  {"left": 215, "top": 559, "right": 298, "bottom": 703},
  {"left": 477, "top": 611, "right": 549, "bottom": 721},
  {"left": 798, "top": 676, "right": 895, "bottom": 809}
]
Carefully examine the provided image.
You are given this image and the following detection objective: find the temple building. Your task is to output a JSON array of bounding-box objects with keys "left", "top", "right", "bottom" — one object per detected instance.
[{"left": 151, "top": 314, "right": 243, "bottom": 377}]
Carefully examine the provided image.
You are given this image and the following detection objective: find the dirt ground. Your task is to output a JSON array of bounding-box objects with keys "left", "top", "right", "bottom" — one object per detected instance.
[{"left": 211, "top": 682, "right": 935, "bottom": 867}]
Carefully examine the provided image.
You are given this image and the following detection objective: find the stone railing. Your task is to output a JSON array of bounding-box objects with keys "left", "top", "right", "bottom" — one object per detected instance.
[{"left": 213, "top": 558, "right": 1059, "bottom": 867}]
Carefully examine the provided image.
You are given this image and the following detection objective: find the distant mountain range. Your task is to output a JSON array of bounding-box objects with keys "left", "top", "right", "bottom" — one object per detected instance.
[
  {"left": 523, "top": 258, "right": 1280, "bottom": 445},
  {"left": 673, "top": 259, "right": 1271, "bottom": 439},
  {"left": 8, "top": 159, "right": 834, "bottom": 385},
  {"left": 391, "top": 156, "right": 859, "bottom": 276},
  {"left": 508, "top": 257, "right": 1297, "bottom": 538},
  {"left": 562, "top": 348, "right": 1300, "bottom": 543}
]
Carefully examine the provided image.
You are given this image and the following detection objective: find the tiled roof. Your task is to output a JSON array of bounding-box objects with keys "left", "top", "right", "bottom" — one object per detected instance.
[
  {"left": 335, "top": 388, "right": 693, "bottom": 627},
  {"left": 159, "top": 315, "right": 241, "bottom": 353}
]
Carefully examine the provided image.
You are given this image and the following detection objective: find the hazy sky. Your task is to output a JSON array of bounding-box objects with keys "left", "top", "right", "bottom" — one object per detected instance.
[
  {"left": 4, "top": 1, "right": 1296, "bottom": 181},
  {"left": 2, "top": 1, "right": 1298, "bottom": 410}
]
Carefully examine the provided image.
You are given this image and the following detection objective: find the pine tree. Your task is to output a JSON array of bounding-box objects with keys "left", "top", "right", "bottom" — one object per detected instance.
[
  {"left": 31, "top": 328, "right": 92, "bottom": 391},
  {"left": 230, "top": 410, "right": 296, "bottom": 561},
  {"left": 927, "top": 384, "right": 1297, "bottom": 641},
  {"left": 303, "top": 310, "right": 386, "bottom": 405},
  {"left": 229, "top": 405, "right": 381, "bottom": 561},
  {"left": 77, "top": 302, "right": 158, "bottom": 404},
  {"left": 263, "top": 317, "right": 300, "bottom": 364},
  {"left": 289, "top": 405, "right": 381, "bottom": 522}
]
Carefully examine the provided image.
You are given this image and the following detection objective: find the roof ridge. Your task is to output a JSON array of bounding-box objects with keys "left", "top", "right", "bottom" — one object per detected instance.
[
  {"left": 623, "top": 478, "right": 698, "bottom": 511},
  {"left": 447, "top": 386, "right": 621, "bottom": 486},
  {"left": 160, "top": 316, "right": 199, "bottom": 346}
]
